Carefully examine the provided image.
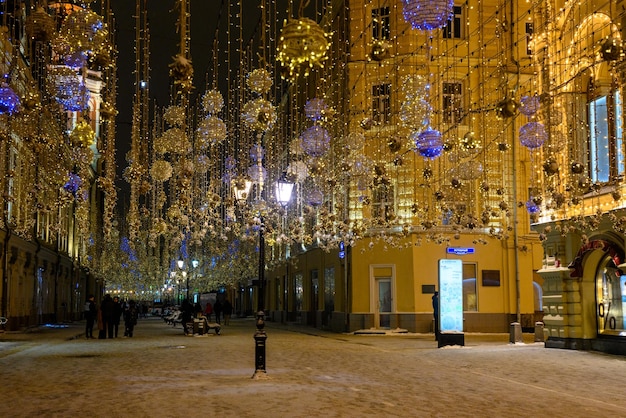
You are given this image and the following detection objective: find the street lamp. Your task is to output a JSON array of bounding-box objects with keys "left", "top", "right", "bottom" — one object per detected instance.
[{"left": 191, "top": 259, "right": 199, "bottom": 301}]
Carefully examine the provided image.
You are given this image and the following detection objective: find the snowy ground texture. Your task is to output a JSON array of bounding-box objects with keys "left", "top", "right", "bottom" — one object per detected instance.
[{"left": 1, "top": 317, "right": 626, "bottom": 418}]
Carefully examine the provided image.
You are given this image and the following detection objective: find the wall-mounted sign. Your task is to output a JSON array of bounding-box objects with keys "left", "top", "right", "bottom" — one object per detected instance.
[
  {"left": 438, "top": 259, "right": 464, "bottom": 333},
  {"left": 446, "top": 247, "right": 475, "bottom": 255},
  {"left": 339, "top": 241, "right": 345, "bottom": 259}
]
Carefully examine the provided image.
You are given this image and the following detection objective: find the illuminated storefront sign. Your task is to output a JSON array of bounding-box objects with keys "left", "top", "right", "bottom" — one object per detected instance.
[{"left": 438, "top": 259, "right": 464, "bottom": 333}]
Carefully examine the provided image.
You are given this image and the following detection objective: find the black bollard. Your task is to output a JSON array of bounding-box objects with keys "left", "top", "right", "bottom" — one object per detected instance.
[{"left": 252, "top": 310, "right": 267, "bottom": 378}]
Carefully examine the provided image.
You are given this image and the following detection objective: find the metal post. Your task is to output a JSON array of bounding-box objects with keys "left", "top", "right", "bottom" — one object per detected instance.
[{"left": 253, "top": 215, "right": 267, "bottom": 378}]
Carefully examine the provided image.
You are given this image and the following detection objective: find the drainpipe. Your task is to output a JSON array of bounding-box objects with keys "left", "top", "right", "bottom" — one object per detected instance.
[
  {"left": 509, "top": 0, "right": 522, "bottom": 327},
  {"left": 2, "top": 227, "right": 11, "bottom": 319}
]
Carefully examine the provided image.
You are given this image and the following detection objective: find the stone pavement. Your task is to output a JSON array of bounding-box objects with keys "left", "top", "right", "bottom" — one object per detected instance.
[{"left": 1, "top": 317, "right": 625, "bottom": 417}]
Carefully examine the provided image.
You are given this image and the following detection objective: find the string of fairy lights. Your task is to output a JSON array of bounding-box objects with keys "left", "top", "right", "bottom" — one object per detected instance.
[{"left": 2, "top": 0, "right": 626, "bottom": 298}]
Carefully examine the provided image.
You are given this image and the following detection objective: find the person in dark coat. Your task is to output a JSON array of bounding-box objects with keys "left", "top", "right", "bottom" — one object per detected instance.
[
  {"left": 112, "top": 296, "right": 123, "bottom": 338},
  {"left": 180, "top": 299, "right": 194, "bottom": 334},
  {"left": 223, "top": 299, "right": 233, "bottom": 325},
  {"left": 84, "top": 295, "right": 96, "bottom": 339},
  {"left": 213, "top": 299, "right": 222, "bottom": 324},
  {"left": 432, "top": 291, "right": 440, "bottom": 341},
  {"left": 124, "top": 300, "right": 139, "bottom": 337},
  {"left": 100, "top": 294, "right": 116, "bottom": 339}
]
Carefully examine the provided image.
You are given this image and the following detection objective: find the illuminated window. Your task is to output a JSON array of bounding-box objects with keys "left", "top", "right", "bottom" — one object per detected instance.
[
  {"left": 371, "top": 182, "right": 395, "bottom": 221},
  {"left": 443, "top": 81, "right": 463, "bottom": 124},
  {"left": 372, "top": 7, "right": 390, "bottom": 40},
  {"left": 589, "top": 90, "right": 624, "bottom": 183},
  {"left": 443, "top": 6, "right": 464, "bottom": 39},
  {"left": 463, "top": 263, "right": 477, "bottom": 311},
  {"left": 525, "top": 22, "right": 534, "bottom": 55},
  {"left": 372, "top": 83, "right": 391, "bottom": 124}
]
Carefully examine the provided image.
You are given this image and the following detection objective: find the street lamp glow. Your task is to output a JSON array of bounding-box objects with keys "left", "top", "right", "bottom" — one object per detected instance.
[
  {"left": 275, "top": 174, "right": 294, "bottom": 207},
  {"left": 232, "top": 177, "right": 253, "bottom": 202},
  {"left": 177, "top": 259, "right": 184, "bottom": 269}
]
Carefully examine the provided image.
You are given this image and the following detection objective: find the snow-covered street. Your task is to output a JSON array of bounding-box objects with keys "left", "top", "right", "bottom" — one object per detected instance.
[{"left": 1, "top": 317, "right": 625, "bottom": 417}]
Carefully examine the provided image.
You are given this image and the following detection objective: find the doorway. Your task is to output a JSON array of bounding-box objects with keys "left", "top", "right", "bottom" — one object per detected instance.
[{"left": 376, "top": 277, "right": 392, "bottom": 329}]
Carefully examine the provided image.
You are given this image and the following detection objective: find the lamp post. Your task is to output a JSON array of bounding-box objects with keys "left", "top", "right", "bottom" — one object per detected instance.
[
  {"left": 234, "top": 173, "right": 293, "bottom": 378},
  {"left": 177, "top": 259, "right": 189, "bottom": 301}
]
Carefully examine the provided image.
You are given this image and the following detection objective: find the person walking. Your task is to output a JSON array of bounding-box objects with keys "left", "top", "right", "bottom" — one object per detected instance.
[
  {"left": 223, "top": 299, "right": 232, "bottom": 325},
  {"left": 100, "top": 294, "right": 116, "bottom": 339},
  {"left": 213, "top": 299, "right": 222, "bottom": 324},
  {"left": 124, "top": 300, "right": 139, "bottom": 337},
  {"left": 84, "top": 295, "right": 96, "bottom": 339},
  {"left": 112, "top": 296, "right": 123, "bottom": 338},
  {"left": 204, "top": 302, "right": 213, "bottom": 322}
]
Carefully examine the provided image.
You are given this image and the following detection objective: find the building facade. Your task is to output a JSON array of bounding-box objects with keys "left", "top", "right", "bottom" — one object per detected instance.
[{"left": 0, "top": 1, "right": 115, "bottom": 330}]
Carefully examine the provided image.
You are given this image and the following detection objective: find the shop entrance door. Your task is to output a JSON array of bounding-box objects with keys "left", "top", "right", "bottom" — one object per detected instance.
[{"left": 376, "top": 278, "right": 392, "bottom": 329}]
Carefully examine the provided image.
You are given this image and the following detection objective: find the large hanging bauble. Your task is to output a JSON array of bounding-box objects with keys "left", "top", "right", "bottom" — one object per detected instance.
[
  {"left": 247, "top": 164, "right": 267, "bottom": 184},
  {"left": 412, "top": 128, "right": 443, "bottom": 159},
  {"left": 0, "top": 84, "right": 20, "bottom": 115},
  {"left": 196, "top": 116, "right": 227, "bottom": 147},
  {"left": 47, "top": 66, "right": 90, "bottom": 111},
  {"left": 241, "top": 98, "right": 277, "bottom": 132},
  {"left": 519, "top": 122, "right": 547, "bottom": 149},
  {"left": 150, "top": 160, "right": 173, "bottom": 182},
  {"left": 246, "top": 68, "right": 273, "bottom": 95},
  {"left": 519, "top": 95, "right": 540, "bottom": 116},
  {"left": 399, "top": 98, "right": 431, "bottom": 130},
  {"left": 202, "top": 89, "right": 224, "bottom": 115},
  {"left": 70, "top": 120, "right": 94, "bottom": 148},
  {"left": 402, "top": 0, "right": 455, "bottom": 31},
  {"left": 60, "top": 7, "right": 108, "bottom": 56},
  {"left": 277, "top": 18, "right": 329, "bottom": 79},
  {"left": 287, "top": 161, "right": 309, "bottom": 182},
  {"left": 401, "top": 74, "right": 430, "bottom": 100},
  {"left": 304, "top": 98, "right": 328, "bottom": 122},
  {"left": 301, "top": 125, "right": 331, "bottom": 157}
]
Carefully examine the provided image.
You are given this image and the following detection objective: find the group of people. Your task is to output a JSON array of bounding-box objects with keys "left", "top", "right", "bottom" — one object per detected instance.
[
  {"left": 84, "top": 294, "right": 140, "bottom": 339},
  {"left": 200, "top": 298, "right": 232, "bottom": 325}
]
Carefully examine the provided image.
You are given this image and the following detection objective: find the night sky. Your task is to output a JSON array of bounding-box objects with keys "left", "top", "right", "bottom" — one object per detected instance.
[{"left": 97, "top": 0, "right": 264, "bottom": 205}]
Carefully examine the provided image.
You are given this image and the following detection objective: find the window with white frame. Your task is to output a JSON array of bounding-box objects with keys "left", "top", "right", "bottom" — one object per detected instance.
[
  {"left": 371, "top": 182, "right": 395, "bottom": 221},
  {"left": 443, "top": 81, "right": 463, "bottom": 124},
  {"left": 589, "top": 90, "right": 624, "bottom": 183},
  {"left": 372, "top": 83, "right": 391, "bottom": 125}
]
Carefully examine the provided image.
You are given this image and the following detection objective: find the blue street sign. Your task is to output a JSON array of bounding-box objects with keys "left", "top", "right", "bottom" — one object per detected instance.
[{"left": 446, "top": 247, "right": 475, "bottom": 255}]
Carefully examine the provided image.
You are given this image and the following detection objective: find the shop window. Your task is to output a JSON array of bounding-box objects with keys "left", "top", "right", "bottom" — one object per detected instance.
[
  {"left": 589, "top": 90, "right": 624, "bottom": 183},
  {"left": 443, "top": 81, "right": 463, "bottom": 124},
  {"left": 463, "top": 263, "right": 477, "bottom": 311},
  {"left": 596, "top": 256, "right": 626, "bottom": 335},
  {"left": 372, "top": 7, "right": 390, "bottom": 40},
  {"left": 372, "top": 83, "right": 391, "bottom": 124},
  {"left": 482, "top": 270, "right": 500, "bottom": 287},
  {"left": 443, "top": 6, "right": 464, "bottom": 39},
  {"left": 294, "top": 273, "right": 303, "bottom": 311}
]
